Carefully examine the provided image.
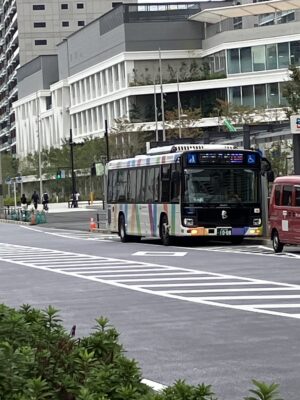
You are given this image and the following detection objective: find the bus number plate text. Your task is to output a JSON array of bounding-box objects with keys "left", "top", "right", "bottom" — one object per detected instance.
[{"left": 217, "top": 228, "right": 232, "bottom": 236}]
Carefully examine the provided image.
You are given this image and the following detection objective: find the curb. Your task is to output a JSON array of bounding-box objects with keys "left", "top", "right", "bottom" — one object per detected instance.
[{"left": 0, "top": 219, "right": 31, "bottom": 226}]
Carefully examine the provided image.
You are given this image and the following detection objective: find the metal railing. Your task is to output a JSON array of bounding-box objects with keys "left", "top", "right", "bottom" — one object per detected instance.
[{"left": 0, "top": 206, "right": 47, "bottom": 224}]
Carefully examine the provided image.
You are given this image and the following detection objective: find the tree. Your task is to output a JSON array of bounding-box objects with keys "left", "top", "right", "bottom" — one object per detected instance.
[
  {"left": 165, "top": 107, "right": 202, "bottom": 140},
  {"left": 283, "top": 65, "right": 300, "bottom": 115},
  {"left": 265, "top": 140, "right": 293, "bottom": 177}
]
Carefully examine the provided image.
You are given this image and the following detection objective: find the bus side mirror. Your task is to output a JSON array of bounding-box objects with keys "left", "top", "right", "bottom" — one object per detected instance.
[
  {"left": 267, "top": 171, "right": 275, "bottom": 183},
  {"left": 171, "top": 171, "right": 180, "bottom": 183}
]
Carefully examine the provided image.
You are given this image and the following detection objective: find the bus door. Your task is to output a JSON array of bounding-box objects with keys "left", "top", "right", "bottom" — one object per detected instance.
[
  {"left": 137, "top": 168, "right": 149, "bottom": 236},
  {"left": 294, "top": 186, "right": 300, "bottom": 242}
]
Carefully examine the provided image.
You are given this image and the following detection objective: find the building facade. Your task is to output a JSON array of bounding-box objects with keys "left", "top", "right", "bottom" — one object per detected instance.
[
  {"left": 0, "top": 0, "right": 137, "bottom": 153},
  {"left": 13, "top": 0, "right": 300, "bottom": 159}
]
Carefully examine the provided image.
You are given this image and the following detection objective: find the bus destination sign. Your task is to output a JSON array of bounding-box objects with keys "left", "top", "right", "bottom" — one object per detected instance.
[{"left": 186, "top": 152, "right": 258, "bottom": 166}]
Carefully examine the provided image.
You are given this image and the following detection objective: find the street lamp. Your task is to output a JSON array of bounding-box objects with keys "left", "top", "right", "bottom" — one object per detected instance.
[{"left": 36, "top": 94, "right": 43, "bottom": 197}]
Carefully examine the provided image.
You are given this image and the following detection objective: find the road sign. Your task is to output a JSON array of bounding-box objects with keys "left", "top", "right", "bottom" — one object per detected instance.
[{"left": 5, "top": 177, "right": 11, "bottom": 184}]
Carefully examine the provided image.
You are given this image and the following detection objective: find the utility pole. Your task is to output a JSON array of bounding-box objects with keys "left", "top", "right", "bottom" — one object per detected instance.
[
  {"left": 0, "top": 151, "right": 3, "bottom": 212},
  {"left": 104, "top": 120, "right": 109, "bottom": 163},
  {"left": 36, "top": 94, "right": 43, "bottom": 196},
  {"left": 159, "top": 48, "right": 166, "bottom": 141},
  {"left": 69, "top": 129, "right": 76, "bottom": 203}
]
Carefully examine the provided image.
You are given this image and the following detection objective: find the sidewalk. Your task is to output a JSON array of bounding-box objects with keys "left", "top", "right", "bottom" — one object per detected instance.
[{"left": 42, "top": 202, "right": 103, "bottom": 213}]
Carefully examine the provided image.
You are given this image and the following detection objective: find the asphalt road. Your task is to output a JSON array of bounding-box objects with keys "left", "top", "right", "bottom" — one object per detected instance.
[{"left": 1, "top": 217, "right": 300, "bottom": 399}]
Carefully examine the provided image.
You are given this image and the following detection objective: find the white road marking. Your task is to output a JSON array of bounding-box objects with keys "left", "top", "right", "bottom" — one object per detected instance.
[
  {"left": 141, "top": 379, "right": 167, "bottom": 392},
  {"left": 2, "top": 242, "right": 300, "bottom": 320},
  {"left": 133, "top": 251, "right": 187, "bottom": 257}
]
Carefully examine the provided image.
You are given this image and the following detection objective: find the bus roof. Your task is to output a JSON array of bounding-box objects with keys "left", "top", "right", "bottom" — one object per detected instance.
[{"left": 107, "top": 144, "right": 257, "bottom": 170}]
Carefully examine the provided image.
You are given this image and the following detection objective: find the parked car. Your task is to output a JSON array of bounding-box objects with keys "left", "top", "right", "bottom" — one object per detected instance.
[{"left": 269, "top": 175, "right": 300, "bottom": 252}]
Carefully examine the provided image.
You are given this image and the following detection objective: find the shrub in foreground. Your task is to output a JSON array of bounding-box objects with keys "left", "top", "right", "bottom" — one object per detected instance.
[{"left": 0, "top": 304, "right": 283, "bottom": 400}]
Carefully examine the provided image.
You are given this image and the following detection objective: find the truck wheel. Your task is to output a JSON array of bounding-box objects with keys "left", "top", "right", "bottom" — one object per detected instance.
[{"left": 272, "top": 230, "right": 284, "bottom": 253}]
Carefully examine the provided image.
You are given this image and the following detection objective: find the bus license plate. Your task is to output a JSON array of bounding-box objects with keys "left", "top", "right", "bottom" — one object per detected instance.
[{"left": 217, "top": 228, "right": 232, "bottom": 236}]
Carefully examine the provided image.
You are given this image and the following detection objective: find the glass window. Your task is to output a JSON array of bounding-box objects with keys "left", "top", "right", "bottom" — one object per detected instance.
[
  {"left": 279, "top": 82, "right": 288, "bottom": 106},
  {"left": 296, "top": 187, "right": 300, "bottom": 207},
  {"left": 136, "top": 169, "right": 145, "bottom": 203},
  {"left": 35, "top": 40, "right": 47, "bottom": 45},
  {"left": 34, "top": 22, "right": 46, "bottom": 28},
  {"left": 33, "top": 4, "right": 45, "bottom": 10},
  {"left": 229, "top": 87, "right": 241, "bottom": 106},
  {"left": 154, "top": 167, "right": 160, "bottom": 203},
  {"left": 242, "top": 86, "right": 254, "bottom": 108},
  {"left": 252, "top": 46, "right": 266, "bottom": 71},
  {"left": 290, "top": 41, "right": 300, "bottom": 66},
  {"left": 145, "top": 168, "right": 155, "bottom": 203},
  {"left": 266, "top": 44, "right": 277, "bottom": 70},
  {"left": 109, "top": 171, "right": 118, "bottom": 202},
  {"left": 267, "top": 83, "right": 279, "bottom": 108},
  {"left": 255, "top": 84, "right": 266, "bottom": 108},
  {"left": 161, "top": 165, "right": 170, "bottom": 202},
  {"left": 77, "top": 3, "right": 84, "bottom": 8},
  {"left": 78, "top": 21, "right": 85, "bottom": 26},
  {"left": 127, "top": 169, "right": 136, "bottom": 202},
  {"left": 183, "top": 168, "right": 258, "bottom": 204},
  {"left": 282, "top": 185, "right": 292, "bottom": 206},
  {"left": 227, "top": 49, "right": 240, "bottom": 74},
  {"left": 117, "top": 170, "right": 127, "bottom": 202},
  {"left": 62, "top": 21, "right": 69, "bottom": 27},
  {"left": 278, "top": 43, "right": 289, "bottom": 68},
  {"left": 61, "top": 4, "right": 68, "bottom": 9},
  {"left": 240, "top": 47, "right": 252, "bottom": 73},
  {"left": 275, "top": 185, "right": 281, "bottom": 206}
]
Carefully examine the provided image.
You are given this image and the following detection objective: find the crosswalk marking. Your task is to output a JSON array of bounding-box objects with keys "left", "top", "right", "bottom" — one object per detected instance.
[{"left": 2, "top": 242, "right": 300, "bottom": 320}]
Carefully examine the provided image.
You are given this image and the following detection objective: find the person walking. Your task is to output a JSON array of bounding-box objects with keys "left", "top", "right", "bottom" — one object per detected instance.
[
  {"left": 31, "top": 190, "right": 40, "bottom": 210},
  {"left": 42, "top": 192, "right": 49, "bottom": 211},
  {"left": 20, "top": 194, "right": 27, "bottom": 208}
]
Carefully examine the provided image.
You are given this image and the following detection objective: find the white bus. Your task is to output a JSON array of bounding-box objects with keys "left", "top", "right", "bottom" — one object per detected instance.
[{"left": 107, "top": 144, "right": 267, "bottom": 245}]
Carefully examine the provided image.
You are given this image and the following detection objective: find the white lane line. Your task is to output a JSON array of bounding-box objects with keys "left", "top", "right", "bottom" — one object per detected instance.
[
  {"left": 141, "top": 379, "right": 167, "bottom": 392},
  {"left": 188, "top": 295, "right": 300, "bottom": 301},
  {"left": 163, "top": 287, "right": 300, "bottom": 294},
  {"left": 247, "top": 304, "right": 300, "bottom": 309},
  {"left": 116, "top": 276, "right": 259, "bottom": 283},
  {"left": 138, "top": 281, "right": 276, "bottom": 288},
  {"left": 133, "top": 251, "right": 187, "bottom": 257},
  {"left": 3, "top": 243, "right": 300, "bottom": 319}
]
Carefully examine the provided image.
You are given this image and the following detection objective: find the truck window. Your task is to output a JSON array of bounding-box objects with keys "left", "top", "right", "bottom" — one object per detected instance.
[
  {"left": 296, "top": 187, "right": 300, "bottom": 207},
  {"left": 274, "top": 185, "right": 281, "bottom": 206},
  {"left": 282, "top": 185, "right": 292, "bottom": 206}
]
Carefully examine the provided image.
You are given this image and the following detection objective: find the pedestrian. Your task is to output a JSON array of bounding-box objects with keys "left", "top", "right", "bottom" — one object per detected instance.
[
  {"left": 20, "top": 194, "right": 27, "bottom": 209},
  {"left": 75, "top": 191, "right": 80, "bottom": 208},
  {"left": 42, "top": 192, "right": 49, "bottom": 211},
  {"left": 31, "top": 190, "right": 40, "bottom": 210}
]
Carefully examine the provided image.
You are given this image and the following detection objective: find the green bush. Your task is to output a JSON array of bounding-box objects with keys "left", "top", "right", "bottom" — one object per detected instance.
[{"left": 0, "top": 304, "right": 283, "bottom": 400}]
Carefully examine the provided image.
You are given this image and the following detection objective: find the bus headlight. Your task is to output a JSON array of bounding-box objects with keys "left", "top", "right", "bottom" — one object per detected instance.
[
  {"left": 184, "top": 218, "right": 194, "bottom": 226},
  {"left": 253, "top": 218, "right": 261, "bottom": 226}
]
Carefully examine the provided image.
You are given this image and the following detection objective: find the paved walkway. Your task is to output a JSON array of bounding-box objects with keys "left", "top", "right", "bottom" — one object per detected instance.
[{"left": 37, "top": 202, "right": 103, "bottom": 214}]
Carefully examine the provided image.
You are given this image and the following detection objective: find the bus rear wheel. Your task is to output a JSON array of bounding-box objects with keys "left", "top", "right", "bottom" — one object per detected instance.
[
  {"left": 272, "top": 230, "right": 284, "bottom": 253},
  {"left": 160, "top": 214, "right": 172, "bottom": 246},
  {"left": 119, "top": 214, "right": 129, "bottom": 243}
]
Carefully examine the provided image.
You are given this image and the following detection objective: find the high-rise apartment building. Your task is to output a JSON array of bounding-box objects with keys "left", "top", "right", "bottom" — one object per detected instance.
[{"left": 0, "top": 0, "right": 136, "bottom": 153}]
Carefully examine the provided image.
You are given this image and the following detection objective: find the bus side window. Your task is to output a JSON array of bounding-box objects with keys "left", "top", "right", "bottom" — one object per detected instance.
[
  {"left": 145, "top": 167, "right": 155, "bottom": 203},
  {"left": 282, "top": 185, "right": 292, "bottom": 206},
  {"left": 296, "top": 187, "right": 300, "bottom": 207},
  {"left": 154, "top": 167, "right": 160, "bottom": 203},
  {"left": 111, "top": 171, "right": 118, "bottom": 202},
  {"left": 274, "top": 185, "right": 281, "bottom": 206},
  {"left": 128, "top": 169, "right": 136, "bottom": 203},
  {"left": 161, "top": 165, "right": 170, "bottom": 203},
  {"left": 136, "top": 168, "right": 145, "bottom": 203},
  {"left": 107, "top": 171, "right": 113, "bottom": 202},
  {"left": 170, "top": 164, "right": 180, "bottom": 203},
  {"left": 117, "top": 169, "right": 127, "bottom": 202}
]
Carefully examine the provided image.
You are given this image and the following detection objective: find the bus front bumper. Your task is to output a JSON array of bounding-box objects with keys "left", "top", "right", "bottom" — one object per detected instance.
[{"left": 183, "top": 226, "right": 263, "bottom": 237}]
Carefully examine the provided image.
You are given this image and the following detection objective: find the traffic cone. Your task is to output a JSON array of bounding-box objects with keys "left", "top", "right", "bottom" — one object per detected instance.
[
  {"left": 89, "top": 217, "right": 97, "bottom": 231},
  {"left": 30, "top": 212, "right": 36, "bottom": 225}
]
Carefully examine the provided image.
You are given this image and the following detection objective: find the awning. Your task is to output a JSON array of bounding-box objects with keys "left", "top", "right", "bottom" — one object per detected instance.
[{"left": 189, "top": 0, "right": 300, "bottom": 24}]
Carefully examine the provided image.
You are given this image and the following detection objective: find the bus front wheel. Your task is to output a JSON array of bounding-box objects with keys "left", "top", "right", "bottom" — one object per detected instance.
[
  {"left": 119, "top": 214, "right": 129, "bottom": 243},
  {"left": 272, "top": 230, "right": 284, "bottom": 253},
  {"left": 160, "top": 214, "right": 172, "bottom": 246}
]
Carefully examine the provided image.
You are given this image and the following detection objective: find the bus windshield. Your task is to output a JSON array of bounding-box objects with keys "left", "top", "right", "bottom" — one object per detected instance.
[{"left": 183, "top": 168, "right": 259, "bottom": 204}]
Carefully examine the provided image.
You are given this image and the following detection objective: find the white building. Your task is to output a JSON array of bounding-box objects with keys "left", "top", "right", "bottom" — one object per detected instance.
[{"left": 13, "top": 0, "right": 300, "bottom": 159}]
